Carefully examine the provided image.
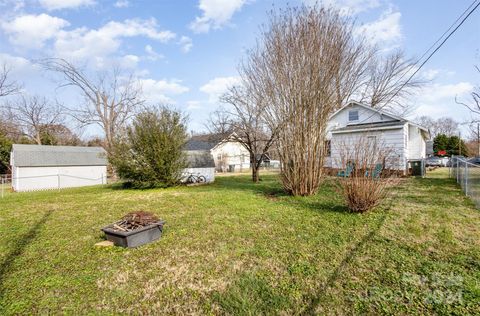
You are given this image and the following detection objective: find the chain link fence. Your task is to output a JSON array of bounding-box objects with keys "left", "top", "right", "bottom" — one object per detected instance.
[
  {"left": 450, "top": 157, "right": 480, "bottom": 207},
  {"left": 0, "top": 173, "right": 108, "bottom": 198},
  {"left": 0, "top": 174, "right": 10, "bottom": 198}
]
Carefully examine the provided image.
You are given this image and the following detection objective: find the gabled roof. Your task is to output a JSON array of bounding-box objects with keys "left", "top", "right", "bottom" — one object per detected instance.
[
  {"left": 330, "top": 101, "right": 402, "bottom": 121},
  {"left": 331, "top": 101, "right": 429, "bottom": 134},
  {"left": 185, "top": 133, "right": 230, "bottom": 151},
  {"left": 11, "top": 144, "right": 107, "bottom": 167}
]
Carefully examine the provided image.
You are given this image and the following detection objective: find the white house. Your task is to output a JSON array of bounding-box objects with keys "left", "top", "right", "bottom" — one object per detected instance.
[
  {"left": 326, "top": 102, "right": 430, "bottom": 172},
  {"left": 186, "top": 133, "right": 250, "bottom": 172},
  {"left": 10, "top": 144, "right": 108, "bottom": 192}
]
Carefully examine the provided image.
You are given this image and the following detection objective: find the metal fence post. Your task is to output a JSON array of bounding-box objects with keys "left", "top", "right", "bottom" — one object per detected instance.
[
  {"left": 455, "top": 158, "right": 460, "bottom": 183},
  {"left": 465, "top": 162, "right": 468, "bottom": 195}
]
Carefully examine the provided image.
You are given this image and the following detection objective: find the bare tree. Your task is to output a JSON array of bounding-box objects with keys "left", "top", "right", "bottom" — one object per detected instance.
[
  {"left": 40, "top": 58, "right": 144, "bottom": 154},
  {"left": 416, "top": 115, "right": 458, "bottom": 137},
  {"left": 5, "top": 95, "right": 63, "bottom": 144},
  {"left": 217, "top": 85, "right": 278, "bottom": 183},
  {"left": 0, "top": 63, "right": 21, "bottom": 98},
  {"left": 360, "top": 50, "right": 424, "bottom": 115},
  {"left": 205, "top": 106, "right": 234, "bottom": 135},
  {"left": 38, "top": 123, "right": 83, "bottom": 146}
]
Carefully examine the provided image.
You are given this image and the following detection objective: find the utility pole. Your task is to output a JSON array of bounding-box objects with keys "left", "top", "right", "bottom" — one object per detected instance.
[
  {"left": 459, "top": 132, "right": 461, "bottom": 156},
  {"left": 477, "top": 123, "right": 479, "bottom": 156}
]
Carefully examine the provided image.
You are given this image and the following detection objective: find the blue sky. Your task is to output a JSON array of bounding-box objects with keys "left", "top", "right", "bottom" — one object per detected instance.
[{"left": 0, "top": 0, "right": 479, "bottom": 137}]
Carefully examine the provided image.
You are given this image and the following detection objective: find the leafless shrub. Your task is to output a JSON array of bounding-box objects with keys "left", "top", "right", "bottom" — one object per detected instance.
[{"left": 334, "top": 135, "right": 399, "bottom": 213}]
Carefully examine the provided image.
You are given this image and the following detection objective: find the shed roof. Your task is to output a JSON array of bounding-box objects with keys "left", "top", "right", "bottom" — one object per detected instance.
[
  {"left": 11, "top": 144, "right": 107, "bottom": 167},
  {"left": 185, "top": 150, "right": 215, "bottom": 168},
  {"left": 185, "top": 139, "right": 218, "bottom": 151},
  {"left": 185, "top": 132, "right": 232, "bottom": 151}
]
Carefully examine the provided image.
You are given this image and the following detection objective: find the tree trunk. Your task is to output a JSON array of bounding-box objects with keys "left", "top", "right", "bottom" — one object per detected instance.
[
  {"left": 35, "top": 130, "right": 42, "bottom": 145},
  {"left": 252, "top": 165, "right": 259, "bottom": 183},
  {"left": 250, "top": 152, "right": 259, "bottom": 183}
]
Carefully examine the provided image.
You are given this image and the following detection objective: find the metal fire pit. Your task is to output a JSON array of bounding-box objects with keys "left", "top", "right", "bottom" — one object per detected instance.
[{"left": 101, "top": 221, "right": 165, "bottom": 248}]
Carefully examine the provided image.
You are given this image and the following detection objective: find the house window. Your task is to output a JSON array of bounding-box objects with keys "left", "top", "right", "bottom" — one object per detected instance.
[
  {"left": 348, "top": 110, "right": 359, "bottom": 122},
  {"left": 325, "top": 140, "right": 331, "bottom": 157}
]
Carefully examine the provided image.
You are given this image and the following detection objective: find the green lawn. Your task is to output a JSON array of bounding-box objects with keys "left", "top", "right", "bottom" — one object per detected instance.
[{"left": 0, "top": 169, "right": 479, "bottom": 315}]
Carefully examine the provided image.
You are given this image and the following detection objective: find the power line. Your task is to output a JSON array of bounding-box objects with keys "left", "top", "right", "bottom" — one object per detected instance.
[
  {"left": 413, "top": 0, "right": 479, "bottom": 69},
  {"left": 360, "top": 0, "right": 480, "bottom": 123}
]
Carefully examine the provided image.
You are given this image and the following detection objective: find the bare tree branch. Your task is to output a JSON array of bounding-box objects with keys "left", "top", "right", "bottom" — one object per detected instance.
[
  {"left": 456, "top": 65, "right": 480, "bottom": 119},
  {"left": 5, "top": 95, "right": 63, "bottom": 144},
  {"left": 359, "top": 49, "right": 425, "bottom": 115},
  {"left": 0, "top": 63, "right": 21, "bottom": 98},
  {"left": 40, "top": 58, "right": 144, "bottom": 153}
]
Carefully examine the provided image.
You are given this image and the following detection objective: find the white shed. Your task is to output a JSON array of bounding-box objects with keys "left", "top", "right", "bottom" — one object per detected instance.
[
  {"left": 10, "top": 144, "right": 108, "bottom": 192},
  {"left": 183, "top": 150, "right": 216, "bottom": 183}
]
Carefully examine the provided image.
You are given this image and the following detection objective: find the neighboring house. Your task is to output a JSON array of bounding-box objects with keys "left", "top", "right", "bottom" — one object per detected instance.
[
  {"left": 186, "top": 133, "right": 250, "bottom": 172},
  {"left": 326, "top": 102, "right": 430, "bottom": 172},
  {"left": 10, "top": 144, "right": 107, "bottom": 192},
  {"left": 183, "top": 150, "right": 216, "bottom": 183}
]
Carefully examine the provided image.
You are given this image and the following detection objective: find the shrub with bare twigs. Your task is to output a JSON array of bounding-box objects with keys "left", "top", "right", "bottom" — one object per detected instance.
[{"left": 334, "top": 135, "right": 399, "bottom": 213}]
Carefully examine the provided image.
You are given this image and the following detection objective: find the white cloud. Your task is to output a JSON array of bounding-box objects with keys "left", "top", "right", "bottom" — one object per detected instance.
[
  {"left": 39, "top": 0, "right": 95, "bottom": 11},
  {"left": 190, "top": 0, "right": 249, "bottom": 33},
  {"left": 54, "top": 18, "right": 176, "bottom": 64},
  {"left": 0, "top": 53, "right": 35, "bottom": 75},
  {"left": 186, "top": 100, "right": 202, "bottom": 110},
  {"left": 139, "top": 78, "right": 189, "bottom": 104},
  {"left": 356, "top": 10, "right": 402, "bottom": 46},
  {"left": 144, "top": 45, "right": 164, "bottom": 61},
  {"left": 306, "top": 0, "right": 381, "bottom": 15},
  {"left": 114, "top": 0, "right": 129, "bottom": 8},
  {"left": 2, "top": 13, "right": 69, "bottom": 49},
  {"left": 422, "top": 69, "right": 440, "bottom": 81},
  {"left": 119, "top": 54, "right": 139, "bottom": 69},
  {"left": 179, "top": 36, "right": 193, "bottom": 53},
  {"left": 413, "top": 82, "right": 474, "bottom": 118},
  {"left": 200, "top": 76, "right": 240, "bottom": 102}
]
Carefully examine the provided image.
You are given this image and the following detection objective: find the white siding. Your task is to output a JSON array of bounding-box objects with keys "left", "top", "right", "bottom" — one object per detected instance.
[
  {"left": 211, "top": 141, "right": 250, "bottom": 172},
  {"left": 182, "top": 167, "right": 215, "bottom": 183},
  {"left": 330, "top": 127, "right": 407, "bottom": 171},
  {"left": 407, "top": 124, "right": 426, "bottom": 159},
  {"left": 327, "top": 104, "right": 397, "bottom": 138},
  {"left": 12, "top": 166, "right": 107, "bottom": 192}
]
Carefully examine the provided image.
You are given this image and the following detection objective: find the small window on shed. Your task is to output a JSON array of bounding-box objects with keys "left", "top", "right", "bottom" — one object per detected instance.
[{"left": 348, "top": 110, "right": 359, "bottom": 121}]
